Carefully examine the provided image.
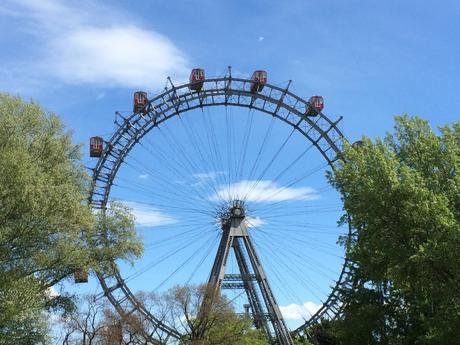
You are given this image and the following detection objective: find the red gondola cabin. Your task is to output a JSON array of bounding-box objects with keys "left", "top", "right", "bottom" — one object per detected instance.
[
  {"left": 133, "top": 91, "right": 148, "bottom": 113},
  {"left": 250, "top": 70, "right": 267, "bottom": 93},
  {"left": 189, "top": 68, "right": 205, "bottom": 92},
  {"left": 74, "top": 269, "right": 88, "bottom": 284},
  {"left": 306, "top": 96, "right": 324, "bottom": 116},
  {"left": 90, "top": 136, "right": 103, "bottom": 157}
]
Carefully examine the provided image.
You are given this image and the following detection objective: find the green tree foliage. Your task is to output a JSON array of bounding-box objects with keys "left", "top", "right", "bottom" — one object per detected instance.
[
  {"left": 327, "top": 116, "right": 460, "bottom": 344},
  {"left": 293, "top": 319, "right": 341, "bottom": 345},
  {"left": 293, "top": 335, "right": 314, "bottom": 345},
  {"left": 0, "top": 94, "right": 142, "bottom": 343},
  {"left": 165, "top": 285, "right": 266, "bottom": 345}
]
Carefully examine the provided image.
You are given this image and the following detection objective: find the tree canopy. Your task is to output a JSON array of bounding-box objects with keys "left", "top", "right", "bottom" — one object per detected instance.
[
  {"left": 326, "top": 116, "right": 460, "bottom": 344},
  {"left": 165, "top": 285, "right": 266, "bottom": 345},
  {"left": 0, "top": 93, "right": 142, "bottom": 343}
]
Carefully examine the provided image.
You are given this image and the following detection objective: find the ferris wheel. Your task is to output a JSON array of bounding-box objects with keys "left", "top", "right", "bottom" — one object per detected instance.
[{"left": 86, "top": 67, "right": 356, "bottom": 344}]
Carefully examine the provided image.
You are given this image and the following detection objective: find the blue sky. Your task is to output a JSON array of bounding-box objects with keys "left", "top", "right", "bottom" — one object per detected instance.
[
  {"left": 2, "top": 0, "right": 459, "bottom": 331},
  {"left": 1, "top": 0, "right": 459, "bottom": 142}
]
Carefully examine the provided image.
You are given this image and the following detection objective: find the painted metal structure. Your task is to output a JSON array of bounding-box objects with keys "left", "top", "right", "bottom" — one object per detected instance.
[
  {"left": 89, "top": 70, "right": 355, "bottom": 344},
  {"left": 201, "top": 201, "right": 293, "bottom": 344}
]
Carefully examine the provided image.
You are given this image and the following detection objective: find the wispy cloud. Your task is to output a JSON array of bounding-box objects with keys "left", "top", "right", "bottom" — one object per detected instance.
[
  {"left": 1, "top": 0, "right": 189, "bottom": 90},
  {"left": 210, "top": 180, "right": 318, "bottom": 203},
  {"left": 280, "top": 301, "right": 321, "bottom": 320},
  {"left": 245, "top": 216, "right": 265, "bottom": 228},
  {"left": 139, "top": 174, "right": 149, "bottom": 179},
  {"left": 192, "top": 171, "right": 226, "bottom": 186},
  {"left": 121, "top": 201, "right": 178, "bottom": 227},
  {"left": 47, "top": 26, "right": 188, "bottom": 88},
  {"left": 193, "top": 171, "right": 225, "bottom": 180}
]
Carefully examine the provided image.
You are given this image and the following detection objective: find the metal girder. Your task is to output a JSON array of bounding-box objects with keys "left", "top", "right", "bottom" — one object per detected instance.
[
  {"left": 237, "top": 313, "right": 272, "bottom": 320},
  {"left": 232, "top": 237, "right": 269, "bottom": 335},
  {"left": 223, "top": 274, "right": 257, "bottom": 281},
  {"left": 221, "top": 282, "right": 246, "bottom": 289}
]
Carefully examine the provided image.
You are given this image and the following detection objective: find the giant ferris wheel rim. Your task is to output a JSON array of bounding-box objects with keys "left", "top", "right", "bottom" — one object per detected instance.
[
  {"left": 89, "top": 73, "right": 355, "bottom": 341},
  {"left": 90, "top": 76, "right": 346, "bottom": 207}
]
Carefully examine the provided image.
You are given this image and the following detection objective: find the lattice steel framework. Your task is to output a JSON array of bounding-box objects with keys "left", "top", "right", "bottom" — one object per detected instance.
[
  {"left": 89, "top": 73, "right": 356, "bottom": 344},
  {"left": 201, "top": 202, "right": 293, "bottom": 344}
]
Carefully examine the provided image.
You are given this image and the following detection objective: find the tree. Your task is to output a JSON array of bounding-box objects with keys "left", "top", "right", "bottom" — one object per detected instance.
[
  {"left": 327, "top": 116, "right": 460, "bottom": 344},
  {"left": 163, "top": 285, "right": 265, "bottom": 345},
  {"left": 58, "top": 295, "right": 108, "bottom": 345},
  {"left": 0, "top": 94, "right": 142, "bottom": 343},
  {"left": 56, "top": 286, "right": 266, "bottom": 345},
  {"left": 293, "top": 334, "right": 314, "bottom": 345}
]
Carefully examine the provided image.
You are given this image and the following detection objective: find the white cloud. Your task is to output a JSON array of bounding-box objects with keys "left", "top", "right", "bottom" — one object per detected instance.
[
  {"left": 139, "top": 174, "right": 149, "bottom": 179},
  {"left": 280, "top": 301, "right": 321, "bottom": 320},
  {"left": 210, "top": 180, "right": 318, "bottom": 203},
  {"left": 121, "top": 201, "right": 178, "bottom": 227},
  {"left": 258, "top": 36, "right": 265, "bottom": 42},
  {"left": 47, "top": 26, "right": 189, "bottom": 88},
  {"left": 1, "top": 0, "right": 190, "bottom": 89},
  {"left": 245, "top": 216, "right": 265, "bottom": 228}
]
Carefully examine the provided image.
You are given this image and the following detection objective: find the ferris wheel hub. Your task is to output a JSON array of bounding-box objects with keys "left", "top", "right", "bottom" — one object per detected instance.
[
  {"left": 217, "top": 200, "right": 246, "bottom": 227},
  {"left": 230, "top": 200, "right": 245, "bottom": 218},
  {"left": 231, "top": 207, "right": 244, "bottom": 217}
]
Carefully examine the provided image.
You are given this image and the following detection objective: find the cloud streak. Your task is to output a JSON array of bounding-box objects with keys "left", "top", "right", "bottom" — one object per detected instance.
[
  {"left": 192, "top": 171, "right": 226, "bottom": 187},
  {"left": 121, "top": 201, "right": 178, "bottom": 227},
  {"left": 210, "top": 180, "right": 318, "bottom": 203}
]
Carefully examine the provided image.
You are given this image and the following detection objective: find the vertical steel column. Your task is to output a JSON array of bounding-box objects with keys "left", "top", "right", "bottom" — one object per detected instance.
[
  {"left": 242, "top": 234, "right": 293, "bottom": 345},
  {"left": 233, "top": 238, "right": 269, "bottom": 336},
  {"left": 206, "top": 224, "right": 234, "bottom": 299}
]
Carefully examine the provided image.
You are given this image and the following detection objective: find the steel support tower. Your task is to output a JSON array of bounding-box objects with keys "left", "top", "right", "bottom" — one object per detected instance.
[{"left": 201, "top": 202, "right": 293, "bottom": 345}]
